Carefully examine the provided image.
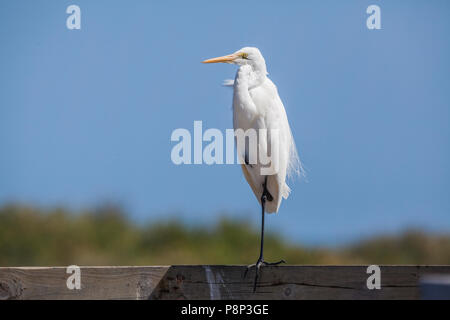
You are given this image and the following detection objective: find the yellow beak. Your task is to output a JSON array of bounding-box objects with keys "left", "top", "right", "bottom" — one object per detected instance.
[{"left": 202, "top": 53, "right": 238, "bottom": 64}]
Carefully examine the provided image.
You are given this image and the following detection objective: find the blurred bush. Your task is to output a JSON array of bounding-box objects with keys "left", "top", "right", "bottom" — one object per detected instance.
[{"left": 0, "top": 204, "right": 449, "bottom": 266}]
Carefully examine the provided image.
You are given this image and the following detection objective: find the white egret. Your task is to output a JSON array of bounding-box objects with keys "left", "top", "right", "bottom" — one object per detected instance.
[{"left": 203, "top": 47, "right": 301, "bottom": 292}]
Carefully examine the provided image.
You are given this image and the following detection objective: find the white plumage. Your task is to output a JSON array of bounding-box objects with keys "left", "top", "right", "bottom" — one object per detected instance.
[
  {"left": 203, "top": 46, "right": 302, "bottom": 291},
  {"left": 204, "top": 47, "right": 300, "bottom": 213},
  {"left": 233, "top": 62, "right": 299, "bottom": 213}
]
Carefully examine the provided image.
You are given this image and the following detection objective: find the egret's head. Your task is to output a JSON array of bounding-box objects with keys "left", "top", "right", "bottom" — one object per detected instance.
[{"left": 202, "top": 47, "right": 267, "bottom": 75}]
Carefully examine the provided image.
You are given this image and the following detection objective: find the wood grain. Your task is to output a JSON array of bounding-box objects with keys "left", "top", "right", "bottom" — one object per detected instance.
[
  {"left": 0, "top": 266, "right": 169, "bottom": 300},
  {"left": 1, "top": 265, "right": 449, "bottom": 300}
]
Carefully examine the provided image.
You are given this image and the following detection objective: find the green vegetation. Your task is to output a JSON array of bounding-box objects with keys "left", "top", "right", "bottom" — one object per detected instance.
[{"left": 0, "top": 204, "right": 449, "bottom": 266}]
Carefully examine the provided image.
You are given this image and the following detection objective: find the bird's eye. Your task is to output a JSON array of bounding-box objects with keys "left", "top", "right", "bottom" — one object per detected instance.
[{"left": 241, "top": 53, "right": 249, "bottom": 59}]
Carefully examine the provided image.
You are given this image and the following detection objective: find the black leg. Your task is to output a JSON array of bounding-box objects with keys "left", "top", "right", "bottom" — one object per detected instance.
[
  {"left": 259, "top": 186, "right": 266, "bottom": 261},
  {"left": 244, "top": 176, "right": 286, "bottom": 293}
]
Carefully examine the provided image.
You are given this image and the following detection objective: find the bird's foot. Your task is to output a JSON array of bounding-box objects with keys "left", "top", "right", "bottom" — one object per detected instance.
[{"left": 243, "top": 258, "right": 286, "bottom": 293}]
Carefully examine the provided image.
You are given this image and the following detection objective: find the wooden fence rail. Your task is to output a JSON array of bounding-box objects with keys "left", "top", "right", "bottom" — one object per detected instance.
[{"left": 1, "top": 265, "right": 450, "bottom": 300}]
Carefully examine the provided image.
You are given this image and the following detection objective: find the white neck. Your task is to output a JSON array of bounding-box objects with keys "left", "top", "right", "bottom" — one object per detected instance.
[{"left": 247, "top": 62, "right": 268, "bottom": 89}]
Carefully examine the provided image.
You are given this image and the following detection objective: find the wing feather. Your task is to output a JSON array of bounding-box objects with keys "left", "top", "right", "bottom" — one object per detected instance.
[{"left": 232, "top": 69, "right": 299, "bottom": 213}]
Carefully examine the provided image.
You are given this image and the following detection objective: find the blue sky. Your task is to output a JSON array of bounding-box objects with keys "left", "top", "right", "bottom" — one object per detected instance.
[{"left": 1, "top": 1, "right": 449, "bottom": 245}]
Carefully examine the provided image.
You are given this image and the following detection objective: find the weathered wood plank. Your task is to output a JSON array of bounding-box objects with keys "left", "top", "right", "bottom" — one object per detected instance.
[
  {"left": 0, "top": 266, "right": 169, "bottom": 300},
  {"left": 1, "top": 265, "right": 449, "bottom": 300},
  {"left": 151, "top": 265, "right": 450, "bottom": 300}
]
